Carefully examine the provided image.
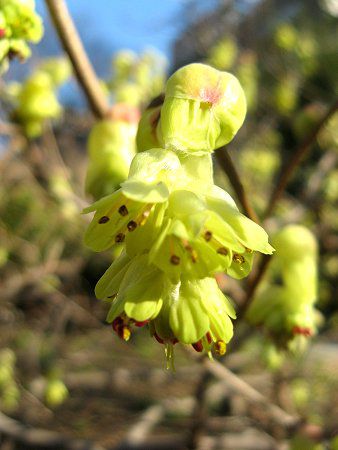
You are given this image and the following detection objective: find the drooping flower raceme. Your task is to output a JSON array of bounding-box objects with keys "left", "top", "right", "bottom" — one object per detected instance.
[
  {"left": 0, "top": 0, "right": 43, "bottom": 74},
  {"left": 83, "top": 63, "right": 274, "bottom": 367},
  {"left": 247, "top": 225, "right": 320, "bottom": 350},
  {"left": 6, "top": 57, "right": 71, "bottom": 137}
]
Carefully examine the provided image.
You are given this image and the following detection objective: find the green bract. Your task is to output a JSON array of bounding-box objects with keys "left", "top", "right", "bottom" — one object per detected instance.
[{"left": 160, "top": 63, "right": 246, "bottom": 153}]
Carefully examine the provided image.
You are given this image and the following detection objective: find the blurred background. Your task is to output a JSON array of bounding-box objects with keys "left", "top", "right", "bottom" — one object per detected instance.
[{"left": 0, "top": 0, "right": 337, "bottom": 449}]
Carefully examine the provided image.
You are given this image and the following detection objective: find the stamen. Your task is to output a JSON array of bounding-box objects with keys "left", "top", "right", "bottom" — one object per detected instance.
[
  {"left": 192, "top": 340, "right": 204, "bottom": 352},
  {"left": 112, "top": 316, "right": 123, "bottom": 332},
  {"left": 170, "top": 255, "right": 181, "bottom": 265},
  {"left": 206, "top": 332, "right": 212, "bottom": 344},
  {"left": 191, "top": 250, "right": 198, "bottom": 263},
  {"left": 245, "top": 247, "right": 253, "bottom": 253},
  {"left": 139, "top": 209, "right": 151, "bottom": 226},
  {"left": 214, "top": 340, "right": 226, "bottom": 355},
  {"left": 183, "top": 242, "right": 198, "bottom": 263},
  {"left": 154, "top": 333, "right": 164, "bottom": 344},
  {"left": 118, "top": 205, "right": 129, "bottom": 216},
  {"left": 98, "top": 216, "right": 110, "bottom": 224},
  {"left": 292, "top": 326, "right": 312, "bottom": 337},
  {"left": 233, "top": 254, "right": 245, "bottom": 264},
  {"left": 120, "top": 326, "right": 131, "bottom": 341},
  {"left": 134, "top": 320, "right": 149, "bottom": 327},
  {"left": 127, "top": 220, "right": 137, "bottom": 232},
  {"left": 217, "top": 247, "right": 228, "bottom": 256},
  {"left": 204, "top": 230, "right": 213, "bottom": 242},
  {"left": 115, "top": 233, "right": 125, "bottom": 243}
]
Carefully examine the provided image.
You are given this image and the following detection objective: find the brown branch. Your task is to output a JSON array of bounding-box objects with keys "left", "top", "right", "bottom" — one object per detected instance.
[
  {"left": 186, "top": 369, "right": 212, "bottom": 450},
  {"left": 215, "top": 147, "right": 259, "bottom": 223},
  {"left": 0, "top": 410, "right": 104, "bottom": 450},
  {"left": 264, "top": 98, "right": 338, "bottom": 218},
  {"left": 45, "top": 0, "right": 109, "bottom": 119},
  {"left": 203, "top": 359, "right": 300, "bottom": 431},
  {"left": 238, "top": 253, "right": 272, "bottom": 317}
]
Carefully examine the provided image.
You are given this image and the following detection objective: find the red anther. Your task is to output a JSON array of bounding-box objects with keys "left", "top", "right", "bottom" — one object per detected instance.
[
  {"left": 133, "top": 320, "right": 149, "bottom": 327},
  {"left": 304, "top": 328, "right": 313, "bottom": 337},
  {"left": 192, "top": 340, "right": 204, "bottom": 352},
  {"left": 292, "top": 326, "right": 312, "bottom": 337},
  {"left": 0, "top": 29, "right": 6, "bottom": 38},
  {"left": 98, "top": 215, "right": 110, "bottom": 224},
  {"left": 292, "top": 325, "right": 301, "bottom": 335},
  {"left": 112, "top": 316, "right": 123, "bottom": 332},
  {"left": 154, "top": 333, "right": 164, "bottom": 344},
  {"left": 206, "top": 332, "right": 212, "bottom": 344},
  {"left": 172, "top": 338, "right": 178, "bottom": 345}
]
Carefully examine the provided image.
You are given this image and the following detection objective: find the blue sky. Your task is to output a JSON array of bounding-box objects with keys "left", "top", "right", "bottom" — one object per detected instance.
[
  {"left": 24, "top": 0, "right": 217, "bottom": 106},
  {"left": 35, "top": 0, "right": 217, "bottom": 69}
]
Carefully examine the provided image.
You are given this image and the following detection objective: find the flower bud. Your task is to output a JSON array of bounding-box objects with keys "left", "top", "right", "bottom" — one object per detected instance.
[
  {"left": 85, "top": 107, "right": 138, "bottom": 199},
  {"left": 39, "top": 57, "right": 72, "bottom": 87},
  {"left": 160, "top": 63, "right": 246, "bottom": 153},
  {"left": 44, "top": 379, "right": 68, "bottom": 407}
]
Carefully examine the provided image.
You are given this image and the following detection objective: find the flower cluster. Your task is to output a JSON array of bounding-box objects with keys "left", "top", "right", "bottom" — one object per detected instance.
[
  {"left": 107, "top": 49, "right": 167, "bottom": 108},
  {"left": 247, "top": 225, "right": 321, "bottom": 351},
  {"left": 0, "top": 0, "right": 43, "bottom": 73},
  {"left": 5, "top": 57, "right": 71, "bottom": 137},
  {"left": 84, "top": 63, "right": 274, "bottom": 367}
]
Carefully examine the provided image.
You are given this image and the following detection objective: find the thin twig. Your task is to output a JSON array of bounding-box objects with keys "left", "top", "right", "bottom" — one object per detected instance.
[
  {"left": 238, "top": 253, "right": 272, "bottom": 317},
  {"left": 186, "top": 369, "right": 212, "bottom": 450},
  {"left": 203, "top": 359, "right": 300, "bottom": 431},
  {"left": 45, "top": 0, "right": 109, "bottom": 119},
  {"left": 264, "top": 98, "right": 338, "bottom": 218},
  {"left": 216, "top": 147, "right": 259, "bottom": 223},
  {"left": 0, "top": 410, "right": 105, "bottom": 450}
]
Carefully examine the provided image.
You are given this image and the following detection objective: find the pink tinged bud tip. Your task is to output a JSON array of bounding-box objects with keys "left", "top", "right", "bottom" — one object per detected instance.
[
  {"left": 199, "top": 87, "right": 222, "bottom": 105},
  {"left": 0, "top": 29, "right": 6, "bottom": 38}
]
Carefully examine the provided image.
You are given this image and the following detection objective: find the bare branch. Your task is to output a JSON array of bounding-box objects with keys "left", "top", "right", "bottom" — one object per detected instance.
[
  {"left": 216, "top": 146, "right": 259, "bottom": 223},
  {"left": 264, "top": 98, "right": 338, "bottom": 218},
  {"left": 0, "top": 410, "right": 105, "bottom": 450},
  {"left": 203, "top": 359, "right": 300, "bottom": 431},
  {"left": 45, "top": 0, "right": 109, "bottom": 119}
]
